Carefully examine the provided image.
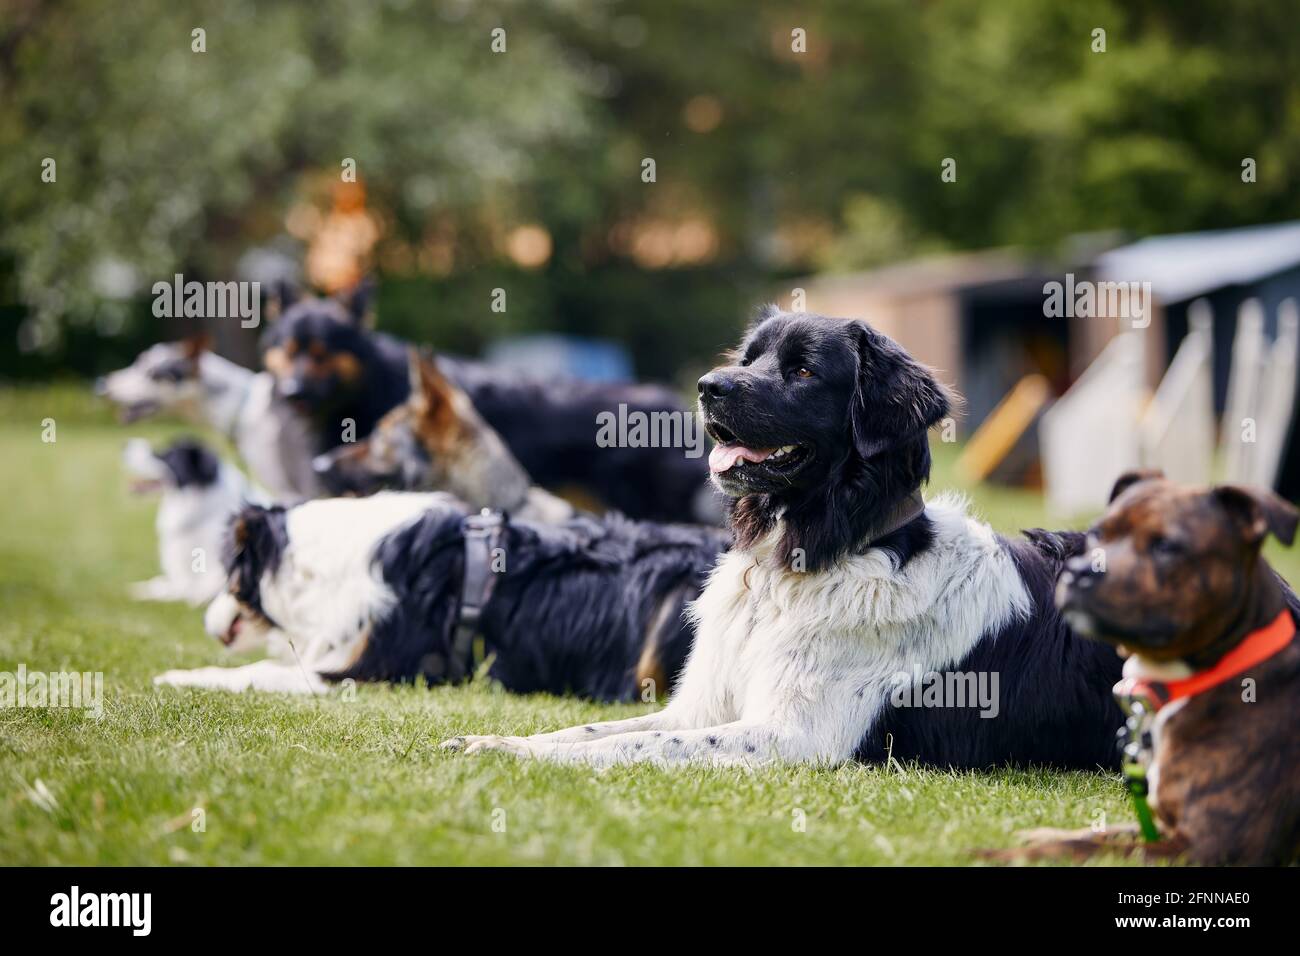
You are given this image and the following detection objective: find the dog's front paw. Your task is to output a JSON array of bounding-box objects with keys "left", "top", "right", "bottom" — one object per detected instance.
[
  {"left": 154, "top": 669, "right": 197, "bottom": 687},
  {"left": 443, "top": 734, "right": 531, "bottom": 757},
  {"left": 1016, "top": 826, "right": 1092, "bottom": 843},
  {"left": 154, "top": 666, "right": 231, "bottom": 689}
]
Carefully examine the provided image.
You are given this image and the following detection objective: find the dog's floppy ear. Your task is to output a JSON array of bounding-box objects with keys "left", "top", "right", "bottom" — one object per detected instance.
[
  {"left": 1213, "top": 484, "right": 1299, "bottom": 548},
  {"left": 225, "top": 504, "right": 289, "bottom": 577},
  {"left": 338, "top": 277, "right": 376, "bottom": 328},
  {"left": 1109, "top": 469, "right": 1164, "bottom": 503},
  {"left": 162, "top": 438, "right": 219, "bottom": 487},
  {"left": 849, "top": 320, "right": 952, "bottom": 459}
]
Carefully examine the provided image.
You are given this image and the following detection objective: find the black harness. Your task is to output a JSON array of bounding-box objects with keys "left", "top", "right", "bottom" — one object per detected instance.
[{"left": 449, "top": 509, "right": 507, "bottom": 682}]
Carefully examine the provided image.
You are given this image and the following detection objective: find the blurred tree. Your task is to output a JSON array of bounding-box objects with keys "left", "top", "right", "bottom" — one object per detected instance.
[
  {"left": 0, "top": 0, "right": 592, "bottom": 356},
  {"left": 1, "top": 0, "right": 1297, "bottom": 381}
]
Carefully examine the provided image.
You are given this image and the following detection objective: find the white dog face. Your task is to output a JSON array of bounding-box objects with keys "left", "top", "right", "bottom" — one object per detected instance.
[
  {"left": 203, "top": 591, "right": 275, "bottom": 652},
  {"left": 121, "top": 438, "right": 172, "bottom": 494},
  {"left": 97, "top": 341, "right": 206, "bottom": 422}
]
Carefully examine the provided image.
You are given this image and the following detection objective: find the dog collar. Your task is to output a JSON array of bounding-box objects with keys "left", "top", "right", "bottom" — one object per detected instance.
[
  {"left": 863, "top": 491, "right": 926, "bottom": 547},
  {"left": 1112, "top": 608, "right": 1295, "bottom": 844},
  {"left": 449, "top": 509, "right": 506, "bottom": 682},
  {"left": 1114, "top": 609, "right": 1296, "bottom": 713}
]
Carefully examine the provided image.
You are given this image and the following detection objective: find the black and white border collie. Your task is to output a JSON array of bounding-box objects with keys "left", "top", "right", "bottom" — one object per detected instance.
[
  {"left": 444, "top": 308, "right": 1124, "bottom": 769},
  {"left": 154, "top": 491, "right": 730, "bottom": 699},
  {"left": 122, "top": 437, "right": 260, "bottom": 605}
]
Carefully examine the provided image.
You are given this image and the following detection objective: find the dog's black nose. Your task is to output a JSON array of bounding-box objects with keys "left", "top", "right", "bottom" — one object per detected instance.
[{"left": 698, "top": 371, "right": 738, "bottom": 398}]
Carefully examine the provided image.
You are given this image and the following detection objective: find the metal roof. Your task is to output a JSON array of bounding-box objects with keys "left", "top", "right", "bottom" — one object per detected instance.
[{"left": 1095, "top": 220, "right": 1300, "bottom": 303}]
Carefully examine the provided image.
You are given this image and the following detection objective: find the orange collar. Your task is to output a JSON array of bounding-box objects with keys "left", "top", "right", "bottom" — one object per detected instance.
[{"left": 1115, "top": 609, "right": 1296, "bottom": 712}]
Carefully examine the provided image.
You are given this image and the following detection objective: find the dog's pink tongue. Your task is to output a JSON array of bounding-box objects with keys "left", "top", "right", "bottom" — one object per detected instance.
[{"left": 709, "top": 443, "right": 776, "bottom": 474}]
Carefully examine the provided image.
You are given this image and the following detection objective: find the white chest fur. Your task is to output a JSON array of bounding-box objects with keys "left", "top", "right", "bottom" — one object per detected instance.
[{"left": 675, "top": 496, "right": 1031, "bottom": 759}]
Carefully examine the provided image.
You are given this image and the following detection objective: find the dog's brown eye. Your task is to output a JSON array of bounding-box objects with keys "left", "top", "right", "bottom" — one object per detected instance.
[
  {"left": 796, "top": 367, "right": 814, "bottom": 378},
  {"left": 1149, "top": 535, "right": 1182, "bottom": 557}
]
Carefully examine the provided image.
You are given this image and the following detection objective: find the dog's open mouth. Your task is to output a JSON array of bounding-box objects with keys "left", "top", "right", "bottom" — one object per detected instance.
[
  {"left": 220, "top": 614, "right": 244, "bottom": 647},
  {"left": 119, "top": 401, "right": 159, "bottom": 424},
  {"left": 705, "top": 422, "right": 811, "bottom": 478}
]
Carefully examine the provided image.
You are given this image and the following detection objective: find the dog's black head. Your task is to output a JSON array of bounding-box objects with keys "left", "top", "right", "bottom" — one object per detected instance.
[
  {"left": 698, "top": 307, "right": 951, "bottom": 570},
  {"left": 219, "top": 504, "right": 290, "bottom": 637},
  {"left": 261, "top": 280, "right": 375, "bottom": 418},
  {"left": 122, "top": 436, "right": 220, "bottom": 494},
  {"left": 157, "top": 439, "right": 220, "bottom": 488}
]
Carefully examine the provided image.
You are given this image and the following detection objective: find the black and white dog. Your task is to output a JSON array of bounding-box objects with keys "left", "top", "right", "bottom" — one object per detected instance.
[
  {"left": 262, "top": 285, "right": 717, "bottom": 523},
  {"left": 123, "top": 437, "right": 261, "bottom": 605},
  {"left": 98, "top": 337, "right": 321, "bottom": 501},
  {"left": 154, "top": 491, "right": 729, "bottom": 699},
  {"left": 444, "top": 308, "right": 1124, "bottom": 769}
]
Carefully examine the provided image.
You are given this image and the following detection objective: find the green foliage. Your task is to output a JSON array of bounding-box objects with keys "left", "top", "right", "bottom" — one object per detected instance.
[
  {"left": 2, "top": 0, "right": 1297, "bottom": 378},
  {"left": 0, "top": 0, "right": 591, "bottom": 345}
]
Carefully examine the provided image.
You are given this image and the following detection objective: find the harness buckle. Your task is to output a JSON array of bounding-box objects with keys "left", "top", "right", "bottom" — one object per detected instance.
[{"left": 449, "top": 509, "right": 506, "bottom": 682}]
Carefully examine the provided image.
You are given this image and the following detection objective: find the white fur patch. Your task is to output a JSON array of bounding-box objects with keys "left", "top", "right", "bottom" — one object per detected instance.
[
  {"left": 165, "top": 492, "right": 464, "bottom": 692},
  {"left": 257, "top": 492, "right": 458, "bottom": 671},
  {"left": 1123, "top": 654, "right": 1195, "bottom": 682},
  {"left": 675, "top": 493, "right": 1029, "bottom": 750}
]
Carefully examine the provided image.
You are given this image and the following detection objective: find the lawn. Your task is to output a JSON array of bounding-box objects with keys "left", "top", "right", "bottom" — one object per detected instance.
[{"left": 5, "top": 386, "right": 1288, "bottom": 866}]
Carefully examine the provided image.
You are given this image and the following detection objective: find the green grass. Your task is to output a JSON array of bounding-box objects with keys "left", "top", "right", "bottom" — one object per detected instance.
[{"left": 6, "top": 386, "right": 1292, "bottom": 866}]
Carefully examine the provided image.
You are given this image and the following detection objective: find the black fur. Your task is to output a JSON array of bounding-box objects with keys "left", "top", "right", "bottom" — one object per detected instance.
[
  {"left": 261, "top": 291, "right": 409, "bottom": 448},
  {"left": 863, "top": 530, "right": 1125, "bottom": 770},
  {"left": 325, "top": 510, "right": 730, "bottom": 700},
  {"left": 223, "top": 505, "right": 289, "bottom": 628},
  {"left": 156, "top": 439, "right": 219, "bottom": 488},
  {"left": 701, "top": 308, "right": 951, "bottom": 571},
  {"left": 263, "top": 296, "right": 710, "bottom": 523},
  {"left": 437, "top": 355, "right": 711, "bottom": 523}
]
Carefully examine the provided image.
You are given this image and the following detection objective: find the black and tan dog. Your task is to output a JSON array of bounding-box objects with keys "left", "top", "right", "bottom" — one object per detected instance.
[
  {"left": 998, "top": 471, "right": 1300, "bottom": 865},
  {"left": 262, "top": 282, "right": 717, "bottom": 522}
]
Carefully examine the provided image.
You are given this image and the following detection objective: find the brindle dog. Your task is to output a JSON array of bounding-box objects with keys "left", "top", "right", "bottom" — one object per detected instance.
[{"left": 993, "top": 470, "right": 1300, "bottom": 865}]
